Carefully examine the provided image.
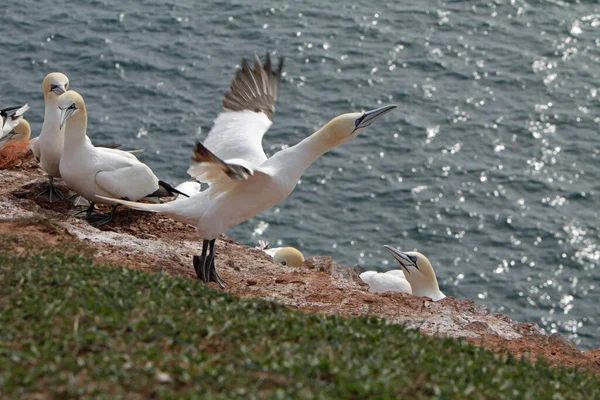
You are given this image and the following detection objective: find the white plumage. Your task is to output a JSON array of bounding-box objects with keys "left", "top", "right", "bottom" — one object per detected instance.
[
  {"left": 98, "top": 54, "right": 397, "bottom": 287},
  {"left": 58, "top": 90, "right": 164, "bottom": 224},
  {"left": 359, "top": 246, "right": 446, "bottom": 301},
  {"left": 0, "top": 104, "right": 29, "bottom": 139}
]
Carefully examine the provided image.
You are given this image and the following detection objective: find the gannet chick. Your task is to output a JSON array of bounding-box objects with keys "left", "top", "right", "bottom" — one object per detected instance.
[
  {"left": 1, "top": 104, "right": 30, "bottom": 139},
  {"left": 31, "top": 72, "right": 69, "bottom": 202},
  {"left": 57, "top": 90, "right": 185, "bottom": 226},
  {"left": 0, "top": 119, "right": 32, "bottom": 169},
  {"left": 98, "top": 53, "right": 397, "bottom": 288},
  {"left": 367, "top": 245, "right": 445, "bottom": 301},
  {"left": 257, "top": 240, "right": 305, "bottom": 267}
]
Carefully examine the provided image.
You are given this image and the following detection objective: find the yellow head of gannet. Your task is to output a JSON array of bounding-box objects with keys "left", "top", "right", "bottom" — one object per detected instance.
[
  {"left": 384, "top": 245, "right": 446, "bottom": 301},
  {"left": 11, "top": 119, "right": 31, "bottom": 144},
  {"left": 42, "top": 72, "right": 69, "bottom": 99},
  {"left": 0, "top": 119, "right": 32, "bottom": 169},
  {"left": 58, "top": 90, "right": 86, "bottom": 129},
  {"left": 272, "top": 247, "right": 305, "bottom": 267}
]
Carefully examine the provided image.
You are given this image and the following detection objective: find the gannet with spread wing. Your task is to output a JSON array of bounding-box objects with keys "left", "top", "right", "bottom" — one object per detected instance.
[{"left": 99, "top": 53, "right": 397, "bottom": 288}]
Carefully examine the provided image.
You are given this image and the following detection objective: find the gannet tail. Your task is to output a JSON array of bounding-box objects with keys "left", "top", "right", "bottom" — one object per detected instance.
[{"left": 96, "top": 196, "right": 167, "bottom": 212}]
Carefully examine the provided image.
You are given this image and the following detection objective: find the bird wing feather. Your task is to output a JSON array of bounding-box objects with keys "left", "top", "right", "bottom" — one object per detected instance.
[
  {"left": 187, "top": 142, "right": 269, "bottom": 199},
  {"left": 93, "top": 149, "right": 158, "bottom": 200},
  {"left": 203, "top": 53, "right": 284, "bottom": 166},
  {"left": 0, "top": 104, "right": 29, "bottom": 137}
]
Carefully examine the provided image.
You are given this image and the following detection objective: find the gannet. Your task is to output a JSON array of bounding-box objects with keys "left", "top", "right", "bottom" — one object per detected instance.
[
  {"left": 57, "top": 90, "right": 186, "bottom": 225},
  {"left": 257, "top": 240, "right": 305, "bottom": 267},
  {"left": 0, "top": 119, "right": 32, "bottom": 169},
  {"left": 98, "top": 53, "right": 397, "bottom": 288},
  {"left": 360, "top": 245, "right": 445, "bottom": 301},
  {"left": 31, "top": 72, "right": 70, "bottom": 202},
  {"left": 1, "top": 104, "right": 30, "bottom": 139},
  {"left": 0, "top": 118, "right": 31, "bottom": 150}
]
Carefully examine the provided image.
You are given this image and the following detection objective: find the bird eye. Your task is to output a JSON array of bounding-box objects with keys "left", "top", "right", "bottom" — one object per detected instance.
[
  {"left": 280, "top": 260, "right": 287, "bottom": 266},
  {"left": 408, "top": 255, "right": 418, "bottom": 265},
  {"left": 355, "top": 115, "right": 365, "bottom": 128},
  {"left": 69, "top": 103, "right": 77, "bottom": 110}
]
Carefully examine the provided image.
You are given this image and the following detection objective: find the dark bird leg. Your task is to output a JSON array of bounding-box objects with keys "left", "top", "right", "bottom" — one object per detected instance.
[
  {"left": 73, "top": 201, "right": 96, "bottom": 218},
  {"left": 87, "top": 205, "right": 118, "bottom": 227},
  {"left": 193, "top": 240, "right": 209, "bottom": 279},
  {"left": 206, "top": 240, "right": 226, "bottom": 288},
  {"left": 195, "top": 239, "right": 226, "bottom": 288},
  {"left": 35, "top": 176, "right": 65, "bottom": 203}
]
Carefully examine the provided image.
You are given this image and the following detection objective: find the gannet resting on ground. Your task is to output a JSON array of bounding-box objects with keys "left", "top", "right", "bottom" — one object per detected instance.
[
  {"left": 98, "top": 53, "right": 397, "bottom": 288},
  {"left": 0, "top": 119, "right": 32, "bottom": 169},
  {"left": 0, "top": 118, "right": 30, "bottom": 149},
  {"left": 360, "top": 245, "right": 445, "bottom": 301},
  {"left": 1, "top": 104, "right": 29, "bottom": 139},
  {"left": 257, "top": 240, "right": 305, "bottom": 267},
  {"left": 57, "top": 90, "right": 187, "bottom": 226}
]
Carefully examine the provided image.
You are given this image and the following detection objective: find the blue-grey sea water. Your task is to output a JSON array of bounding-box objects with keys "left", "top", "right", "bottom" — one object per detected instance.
[{"left": 2, "top": 0, "right": 599, "bottom": 349}]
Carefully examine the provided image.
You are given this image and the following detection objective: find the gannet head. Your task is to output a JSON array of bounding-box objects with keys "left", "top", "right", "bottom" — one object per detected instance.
[
  {"left": 322, "top": 105, "right": 397, "bottom": 146},
  {"left": 11, "top": 119, "right": 31, "bottom": 143},
  {"left": 272, "top": 247, "right": 305, "bottom": 267},
  {"left": 42, "top": 72, "right": 69, "bottom": 99},
  {"left": 57, "top": 90, "right": 86, "bottom": 129},
  {"left": 384, "top": 245, "right": 445, "bottom": 301}
]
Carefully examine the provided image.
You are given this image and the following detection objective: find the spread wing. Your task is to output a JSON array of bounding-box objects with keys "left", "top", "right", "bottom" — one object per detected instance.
[
  {"left": 187, "top": 143, "right": 270, "bottom": 199},
  {"left": 202, "top": 53, "right": 284, "bottom": 166}
]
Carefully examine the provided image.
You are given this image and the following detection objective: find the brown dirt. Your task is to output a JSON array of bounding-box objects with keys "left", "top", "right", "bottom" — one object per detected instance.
[{"left": 2, "top": 154, "right": 600, "bottom": 375}]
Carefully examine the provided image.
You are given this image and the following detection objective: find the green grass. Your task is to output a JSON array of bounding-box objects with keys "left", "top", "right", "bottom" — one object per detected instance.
[{"left": 0, "top": 253, "right": 598, "bottom": 399}]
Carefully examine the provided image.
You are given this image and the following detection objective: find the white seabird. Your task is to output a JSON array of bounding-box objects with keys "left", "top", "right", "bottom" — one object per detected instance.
[
  {"left": 57, "top": 90, "right": 186, "bottom": 226},
  {"left": 0, "top": 118, "right": 31, "bottom": 150},
  {"left": 31, "top": 72, "right": 70, "bottom": 201},
  {"left": 257, "top": 240, "right": 305, "bottom": 267},
  {"left": 360, "top": 245, "right": 446, "bottom": 301},
  {"left": 0, "top": 119, "right": 32, "bottom": 169},
  {"left": 1, "top": 104, "right": 30, "bottom": 139},
  {"left": 98, "top": 53, "right": 397, "bottom": 288}
]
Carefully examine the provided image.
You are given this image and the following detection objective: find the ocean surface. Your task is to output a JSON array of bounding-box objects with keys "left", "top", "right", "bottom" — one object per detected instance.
[{"left": 3, "top": 0, "right": 600, "bottom": 349}]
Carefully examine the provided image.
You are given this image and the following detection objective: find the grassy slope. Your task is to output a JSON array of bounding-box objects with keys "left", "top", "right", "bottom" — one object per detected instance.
[{"left": 0, "top": 253, "right": 598, "bottom": 399}]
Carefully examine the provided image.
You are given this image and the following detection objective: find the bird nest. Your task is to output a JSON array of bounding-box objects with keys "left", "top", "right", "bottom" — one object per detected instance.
[{"left": 0, "top": 142, "right": 30, "bottom": 169}]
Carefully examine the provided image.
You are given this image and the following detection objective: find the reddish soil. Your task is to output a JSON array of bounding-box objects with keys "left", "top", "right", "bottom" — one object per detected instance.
[{"left": 2, "top": 154, "right": 600, "bottom": 376}]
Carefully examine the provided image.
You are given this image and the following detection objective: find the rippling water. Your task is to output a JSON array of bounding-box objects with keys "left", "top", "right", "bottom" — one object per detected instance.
[{"left": 3, "top": 0, "right": 600, "bottom": 348}]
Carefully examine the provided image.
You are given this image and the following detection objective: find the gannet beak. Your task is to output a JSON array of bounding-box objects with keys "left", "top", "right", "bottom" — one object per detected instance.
[
  {"left": 50, "top": 84, "right": 67, "bottom": 96},
  {"left": 354, "top": 104, "right": 398, "bottom": 132},
  {"left": 384, "top": 245, "right": 418, "bottom": 273},
  {"left": 59, "top": 106, "right": 75, "bottom": 130}
]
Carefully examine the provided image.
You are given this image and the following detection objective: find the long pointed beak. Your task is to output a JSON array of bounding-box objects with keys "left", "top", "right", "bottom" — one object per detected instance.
[
  {"left": 59, "top": 107, "right": 74, "bottom": 130},
  {"left": 51, "top": 84, "right": 66, "bottom": 96},
  {"left": 357, "top": 104, "right": 397, "bottom": 130},
  {"left": 384, "top": 245, "right": 417, "bottom": 273}
]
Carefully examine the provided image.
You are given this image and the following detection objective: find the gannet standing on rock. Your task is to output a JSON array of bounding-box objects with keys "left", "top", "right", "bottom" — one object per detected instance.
[
  {"left": 360, "top": 245, "right": 446, "bottom": 301},
  {"left": 57, "top": 90, "right": 186, "bottom": 226},
  {"left": 31, "top": 72, "right": 69, "bottom": 202},
  {"left": 1, "top": 104, "right": 30, "bottom": 139},
  {"left": 98, "top": 53, "right": 397, "bottom": 288}
]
